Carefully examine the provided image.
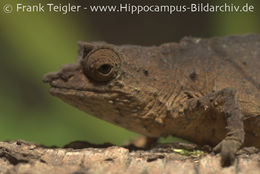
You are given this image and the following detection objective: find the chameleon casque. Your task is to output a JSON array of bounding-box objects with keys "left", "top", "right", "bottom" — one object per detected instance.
[{"left": 43, "top": 34, "right": 260, "bottom": 167}]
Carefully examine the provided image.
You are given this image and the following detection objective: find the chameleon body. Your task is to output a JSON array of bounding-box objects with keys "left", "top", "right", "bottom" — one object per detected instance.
[{"left": 43, "top": 34, "right": 260, "bottom": 166}]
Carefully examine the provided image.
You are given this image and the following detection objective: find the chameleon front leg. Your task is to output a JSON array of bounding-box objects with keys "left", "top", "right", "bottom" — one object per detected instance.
[{"left": 191, "top": 87, "right": 245, "bottom": 167}]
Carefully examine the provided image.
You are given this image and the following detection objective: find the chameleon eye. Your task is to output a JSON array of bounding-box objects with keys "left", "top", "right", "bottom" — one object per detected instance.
[
  {"left": 98, "top": 64, "right": 112, "bottom": 74},
  {"left": 83, "top": 48, "right": 120, "bottom": 82}
]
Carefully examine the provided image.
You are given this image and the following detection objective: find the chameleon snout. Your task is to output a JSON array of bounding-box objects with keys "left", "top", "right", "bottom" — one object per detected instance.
[{"left": 43, "top": 62, "right": 81, "bottom": 84}]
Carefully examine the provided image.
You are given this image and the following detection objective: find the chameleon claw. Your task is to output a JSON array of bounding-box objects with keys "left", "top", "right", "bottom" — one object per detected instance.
[{"left": 214, "top": 140, "right": 240, "bottom": 167}]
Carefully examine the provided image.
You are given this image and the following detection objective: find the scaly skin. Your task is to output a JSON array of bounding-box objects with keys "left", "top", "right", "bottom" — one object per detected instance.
[{"left": 43, "top": 34, "right": 260, "bottom": 167}]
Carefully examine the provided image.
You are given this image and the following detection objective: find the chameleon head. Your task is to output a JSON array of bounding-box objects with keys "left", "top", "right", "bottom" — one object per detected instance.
[{"left": 43, "top": 41, "right": 166, "bottom": 137}]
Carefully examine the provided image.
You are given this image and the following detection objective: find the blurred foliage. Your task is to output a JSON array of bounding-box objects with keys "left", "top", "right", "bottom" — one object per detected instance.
[{"left": 0, "top": 0, "right": 259, "bottom": 146}]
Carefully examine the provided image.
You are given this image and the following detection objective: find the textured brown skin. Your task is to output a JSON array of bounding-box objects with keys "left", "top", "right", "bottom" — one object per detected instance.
[{"left": 43, "top": 34, "right": 260, "bottom": 167}]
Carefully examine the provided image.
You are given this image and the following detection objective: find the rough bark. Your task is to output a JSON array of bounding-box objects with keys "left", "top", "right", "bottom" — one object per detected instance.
[{"left": 0, "top": 140, "right": 260, "bottom": 174}]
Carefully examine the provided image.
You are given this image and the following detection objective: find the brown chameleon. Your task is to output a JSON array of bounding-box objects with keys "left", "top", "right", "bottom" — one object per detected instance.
[{"left": 43, "top": 34, "right": 260, "bottom": 167}]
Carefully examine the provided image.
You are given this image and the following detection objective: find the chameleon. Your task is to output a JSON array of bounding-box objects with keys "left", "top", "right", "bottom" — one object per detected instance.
[{"left": 43, "top": 34, "right": 260, "bottom": 167}]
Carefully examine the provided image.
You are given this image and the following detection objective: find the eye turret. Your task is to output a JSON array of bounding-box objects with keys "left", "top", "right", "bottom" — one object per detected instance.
[{"left": 83, "top": 48, "right": 121, "bottom": 82}]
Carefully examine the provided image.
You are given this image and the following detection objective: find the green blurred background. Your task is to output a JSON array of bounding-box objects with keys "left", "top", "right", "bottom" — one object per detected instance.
[{"left": 0, "top": 0, "right": 259, "bottom": 146}]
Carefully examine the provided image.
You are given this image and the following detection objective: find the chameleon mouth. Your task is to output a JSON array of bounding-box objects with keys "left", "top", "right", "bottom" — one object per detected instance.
[
  {"left": 49, "top": 87, "right": 111, "bottom": 100},
  {"left": 49, "top": 87, "right": 82, "bottom": 95},
  {"left": 49, "top": 86, "right": 123, "bottom": 96}
]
